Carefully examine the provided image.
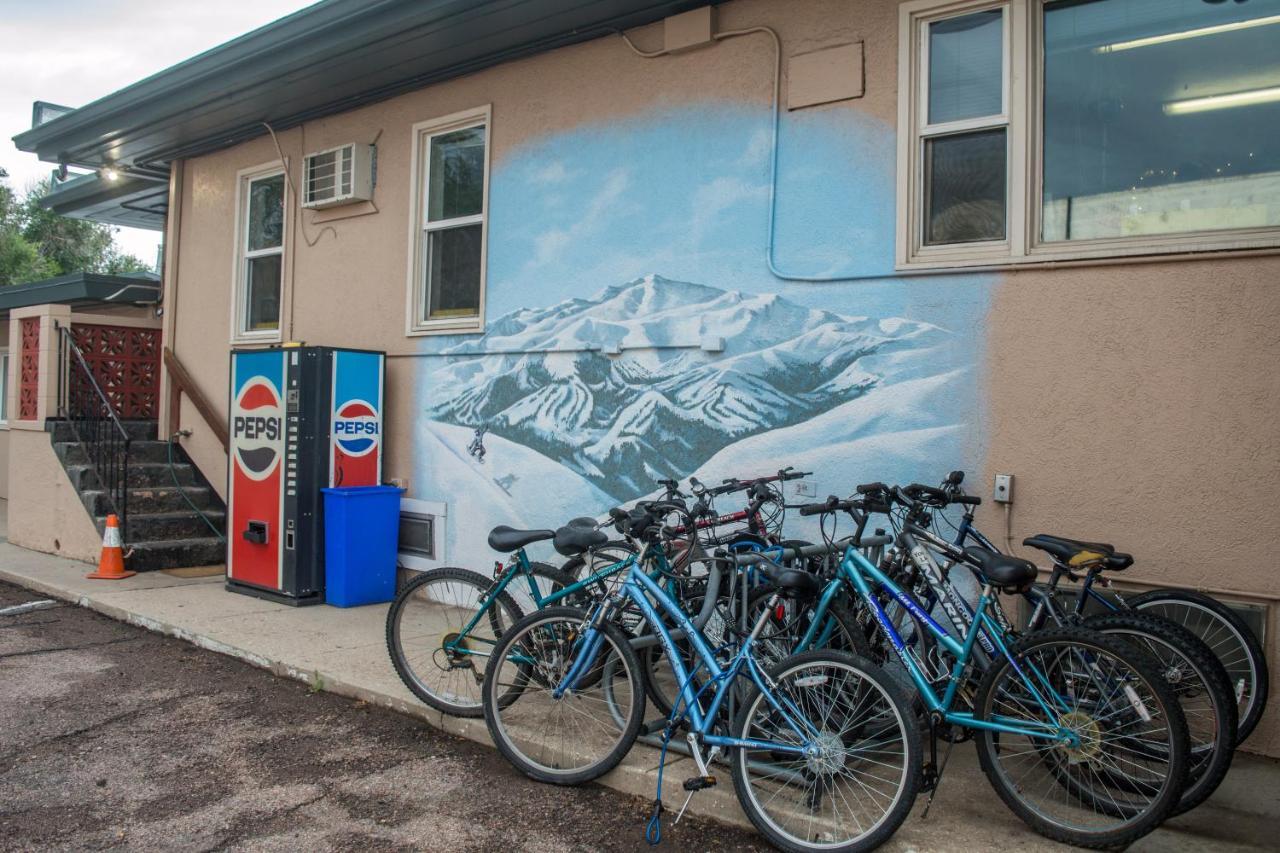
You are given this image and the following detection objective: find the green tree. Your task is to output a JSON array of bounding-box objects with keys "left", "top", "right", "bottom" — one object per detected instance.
[{"left": 0, "top": 174, "right": 151, "bottom": 286}]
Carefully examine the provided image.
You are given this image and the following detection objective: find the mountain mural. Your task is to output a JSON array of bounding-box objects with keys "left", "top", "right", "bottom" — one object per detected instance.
[{"left": 426, "top": 275, "right": 952, "bottom": 500}]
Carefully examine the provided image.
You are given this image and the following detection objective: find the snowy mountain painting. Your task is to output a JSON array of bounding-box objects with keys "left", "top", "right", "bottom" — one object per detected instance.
[{"left": 423, "top": 274, "right": 961, "bottom": 503}]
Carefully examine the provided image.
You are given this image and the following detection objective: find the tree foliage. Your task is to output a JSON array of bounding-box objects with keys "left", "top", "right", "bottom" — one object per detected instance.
[{"left": 0, "top": 175, "right": 151, "bottom": 287}]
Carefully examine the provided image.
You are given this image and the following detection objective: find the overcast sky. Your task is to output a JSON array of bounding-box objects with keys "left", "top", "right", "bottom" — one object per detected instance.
[{"left": 1, "top": 0, "right": 314, "bottom": 265}]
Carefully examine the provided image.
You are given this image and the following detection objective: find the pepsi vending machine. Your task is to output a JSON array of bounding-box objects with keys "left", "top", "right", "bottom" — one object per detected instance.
[{"left": 226, "top": 346, "right": 384, "bottom": 605}]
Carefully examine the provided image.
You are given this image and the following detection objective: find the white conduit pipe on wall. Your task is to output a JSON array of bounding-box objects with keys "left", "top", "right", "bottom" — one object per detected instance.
[{"left": 622, "top": 26, "right": 928, "bottom": 284}]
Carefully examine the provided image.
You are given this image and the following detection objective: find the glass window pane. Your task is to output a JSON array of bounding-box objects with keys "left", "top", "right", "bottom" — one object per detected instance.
[
  {"left": 1042, "top": 0, "right": 1280, "bottom": 242},
  {"left": 245, "top": 254, "right": 282, "bottom": 331},
  {"left": 247, "top": 175, "right": 284, "bottom": 251},
  {"left": 424, "top": 224, "right": 482, "bottom": 320},
  {"left": 925, "top": 128, "right": 1007, "bottom": 245},
  {"left": 427, "top": 126, "right": 485, "bottom": 222},
  {"left": 928, "top": 9, "right": 1004, "bottom": 124},
  {"left": 0, "top": 355, "right": 8, "bottom": 421}
]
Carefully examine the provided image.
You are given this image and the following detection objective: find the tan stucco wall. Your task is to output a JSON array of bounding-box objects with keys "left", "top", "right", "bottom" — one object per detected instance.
[
  {"left": 6, "top": 427, "right": 103, "bottom": 563},
  {"left": 980, "top": 256, "right": 1280, "bottom": 754},
  {"left": 164, "top": 0, "right": 1280, "bottom": 751}
]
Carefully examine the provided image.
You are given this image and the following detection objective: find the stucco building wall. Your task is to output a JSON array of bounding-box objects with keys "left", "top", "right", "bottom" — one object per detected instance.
[{"left": 163, "top": 0, "right": 1280, "bottom": 752}]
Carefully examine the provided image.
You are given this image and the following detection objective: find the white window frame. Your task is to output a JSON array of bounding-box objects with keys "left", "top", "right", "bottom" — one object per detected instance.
[
  {"left": 230, "top": 161, "right": 289, "bottom": 344},
  {"left": 0, "top": 349, "right": 10, "bottom": 428},
  {"left": 897, "top": 0, "right": 1280, "bottom": 270},
  {"left": 405, "top": 105, "right": 491, "bottom": 336}
]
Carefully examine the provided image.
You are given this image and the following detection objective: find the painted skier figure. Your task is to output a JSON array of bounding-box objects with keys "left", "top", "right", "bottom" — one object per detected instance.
[{"left": 467, "top": 424, "right": 488, "bottom": 463}]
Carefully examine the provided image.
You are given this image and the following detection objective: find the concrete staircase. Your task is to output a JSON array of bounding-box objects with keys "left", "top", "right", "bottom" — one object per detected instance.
[{"left": 50, "top": 420, "right": 226, "bottom": 571}]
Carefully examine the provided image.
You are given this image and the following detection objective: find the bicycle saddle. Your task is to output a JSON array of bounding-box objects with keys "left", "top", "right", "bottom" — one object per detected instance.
[
  {"left": 962, "top": 547, "right": 1037, "bottom": 592},
  {"left": 1022, "top": 535, "right": 1133, "bottom": 570},
  {"left": 552, "top": 524, "right": 609, "bottom": 557},
  {"left": 755, "top": 559, "right": 821, "bottom": 599},
  {"left": 487, "top": 526, "right": 555, "bottom": 553}
]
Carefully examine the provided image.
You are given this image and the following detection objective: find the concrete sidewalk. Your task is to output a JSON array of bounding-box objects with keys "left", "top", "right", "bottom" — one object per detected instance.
[{"left": 2, "top": 540, "right": 1277, "bottom": 851}]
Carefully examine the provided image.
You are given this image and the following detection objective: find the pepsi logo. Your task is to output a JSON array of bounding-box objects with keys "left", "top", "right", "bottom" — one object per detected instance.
[
  {"left": 232, "top": 378, "right": 284, "bottom": 481},
  {"left": 334, "top": 399, "right": 379, "bottom": 456}
]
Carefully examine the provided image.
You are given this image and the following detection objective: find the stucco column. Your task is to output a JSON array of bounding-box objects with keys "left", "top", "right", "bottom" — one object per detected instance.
[{"left": 8, "top": 303, "right": 73, "bottom": 431}]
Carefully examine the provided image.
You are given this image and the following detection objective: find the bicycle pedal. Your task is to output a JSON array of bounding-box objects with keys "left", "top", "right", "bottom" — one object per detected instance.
[{"left": 682, "top": 775, "right": 717, "bottom": 792}]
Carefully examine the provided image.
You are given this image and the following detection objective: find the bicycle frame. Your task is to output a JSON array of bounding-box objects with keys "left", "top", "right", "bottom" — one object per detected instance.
[
  {"left": 836, "top": 543, "right": 1072, "bottom": 742},
  {"left": 948, "top": 513, "right": 1123, "bottom": 628},
  {"left": 557, "top": 564, "right": 818, "bottom": 757},
  {"left": 442, "top": 548, "right": 642, "bottom": 660}
]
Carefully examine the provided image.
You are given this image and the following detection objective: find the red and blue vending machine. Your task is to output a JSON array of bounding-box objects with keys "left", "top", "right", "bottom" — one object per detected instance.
[{"left": 226, "top": 346, "right": 385, "bottom": 605}]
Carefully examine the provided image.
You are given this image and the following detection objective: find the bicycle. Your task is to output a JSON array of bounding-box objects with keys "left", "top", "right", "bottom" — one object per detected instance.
[
  {"left": 786, "top": 490, "right": 1190, "bottom": 849},
  {"left": 897, "top": 478, "right": 1236, "bottom": 815},
  {"left": 934, "top": 470, "right": 1267, "bottom": 745},
  {"left": 482, "top": 505, "right": 922, "bottom": 852}
]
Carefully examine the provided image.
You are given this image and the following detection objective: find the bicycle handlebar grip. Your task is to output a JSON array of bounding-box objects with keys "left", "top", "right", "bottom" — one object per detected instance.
[
  {"left": 798, "top": 503, "right": 830, "bottom": 517},
  {"left": 952, "top": 494, "right": 982, "bottom": 506},
  {"left": 904, "top": 483, "right": 949, "bottom": 504},
  {"left": 857, "top": 534, "right": 894, "bottom": 548},
  {"left": 856, "top": 482, "right": 889, "bottom": 495}
]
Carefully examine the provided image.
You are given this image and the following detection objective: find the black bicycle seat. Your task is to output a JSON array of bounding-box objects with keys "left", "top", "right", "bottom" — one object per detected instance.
[
  {"left": 963, "top": 547, "right": 1037, "bottom": 591},
  {"left": 756, "top": 560, "right": 821, "bottom": 599},
  {"left": 553, "top": 524, "right": 609, "bottom": 557},
  {"left": 487, "top": 526, "right": 554, "bottom": 553}
]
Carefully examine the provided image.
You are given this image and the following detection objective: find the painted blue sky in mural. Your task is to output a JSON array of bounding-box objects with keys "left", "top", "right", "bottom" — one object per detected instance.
[{"left": 415, "top": 105, "right": 992, "bottom": 549}]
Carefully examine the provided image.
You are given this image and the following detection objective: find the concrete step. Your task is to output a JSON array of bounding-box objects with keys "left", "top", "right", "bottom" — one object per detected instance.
[
  {"left": 56, "top": 440, "right": 181, "bottom": 466},
  {"left": 49, "top": 419, "right": 157, "bottom": 443},
  {"left": 65, "top": 462, "right": 199, "bottom": 490},
  {"left": 109, "top": 485, "right": 220, "bottom": 515},
  {"left": 125, "top": 538, "right": 226, "bottom": 572},
  {"left": 117, "top": 510, "right": 226, "bottom": 543}
]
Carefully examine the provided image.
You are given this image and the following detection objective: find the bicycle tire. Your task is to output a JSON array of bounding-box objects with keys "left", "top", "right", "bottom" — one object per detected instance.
[
  {"left": 483, "top": 606, "right": 645, "bottom": 786},
  {"left": 1128, "top": 588, "right": 1269, "bottom": 744},
  {"left": 972, "top": 626, "right": 1189, "bottom": 849},
  {"left": 385, "top": 567, "right": 525, "bottom": 718},
  {"left": 1083, "top": 611, "right": 1235, "bottom": 816},
  {"left": 731, "top": 649, "right": 922, "bottom": 852}
]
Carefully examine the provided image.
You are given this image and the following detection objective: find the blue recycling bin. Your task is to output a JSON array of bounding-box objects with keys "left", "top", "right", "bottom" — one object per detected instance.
[{"left": 322, "top": 485, "right": 404, "bottom": 607}]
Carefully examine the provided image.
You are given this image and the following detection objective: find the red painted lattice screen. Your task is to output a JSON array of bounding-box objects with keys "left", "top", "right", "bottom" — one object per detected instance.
[
  {"left": 19, "top": 317, "right": 40, "bottom": 420},
  {"left": 69, "top": 324, "right": 161, "bottom": 420}
]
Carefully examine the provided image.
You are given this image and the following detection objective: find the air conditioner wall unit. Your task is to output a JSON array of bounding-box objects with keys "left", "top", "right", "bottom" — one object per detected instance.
[{"left": 302, "top": 143, "right": 374, "bottom": 209}]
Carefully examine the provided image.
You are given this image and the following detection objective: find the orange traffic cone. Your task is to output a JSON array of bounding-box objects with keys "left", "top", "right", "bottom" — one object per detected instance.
[{"left": 87, "top": 515, "right": 135, "bottom": 580}]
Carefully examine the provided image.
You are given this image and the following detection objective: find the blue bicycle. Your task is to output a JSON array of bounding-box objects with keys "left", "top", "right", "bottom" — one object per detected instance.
[{"left": 482, "top": 506, "right": 922, "bottom": 853}]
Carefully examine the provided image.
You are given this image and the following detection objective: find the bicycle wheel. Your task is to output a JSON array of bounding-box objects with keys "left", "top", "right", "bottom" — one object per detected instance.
[
  {"left": 732, "top": 650, "right": 921, "bottom": 852},
  {"left": 483, "top": 606, "right": 645, "bottom": 785},
  {"left": 973, "top": 626, "right": 1188, "bottom": 849},
  {"left": 385, "top": 567, "right": 524, "bottom": 718},
  {"left": 1128, "top": 588, "right": 1269, "bottom": 744},
  {"left": 1084, "top": 611, "right": 1236, "bottom": 815}
]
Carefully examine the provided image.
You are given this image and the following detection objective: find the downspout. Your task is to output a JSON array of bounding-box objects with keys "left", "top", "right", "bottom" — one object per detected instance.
[{"left": 159, "top": 160, "right": 184, "bottom": 437}]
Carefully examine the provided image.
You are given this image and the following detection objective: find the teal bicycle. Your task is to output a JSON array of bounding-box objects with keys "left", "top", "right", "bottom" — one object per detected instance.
[
  {"left": 780, "top": 490, "right": 1191, "bottom": 849},
  {"left": 386, "top": 516, "right": 708, "bottom": 717},
  {"left": 483, "top": 505, "right": 922, "bottom": 853}
]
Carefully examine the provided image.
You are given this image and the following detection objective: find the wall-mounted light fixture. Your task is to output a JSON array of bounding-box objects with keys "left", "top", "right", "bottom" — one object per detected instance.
[{"left": 1164, "top": 84, "right": 1280, "bottom": 115}]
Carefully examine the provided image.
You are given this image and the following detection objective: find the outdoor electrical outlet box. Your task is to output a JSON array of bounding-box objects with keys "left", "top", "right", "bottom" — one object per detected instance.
[
  {"left": 664, "top": 6, "right": 714, "bottom": 53},
  {"left": 994, "top": 474, "right": 1014, "bottom": 504}
]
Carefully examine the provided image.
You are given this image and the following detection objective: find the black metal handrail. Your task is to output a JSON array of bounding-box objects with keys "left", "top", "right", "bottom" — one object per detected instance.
[{"left": 55, "top": 321, "right": 131, "bottom": 543}]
